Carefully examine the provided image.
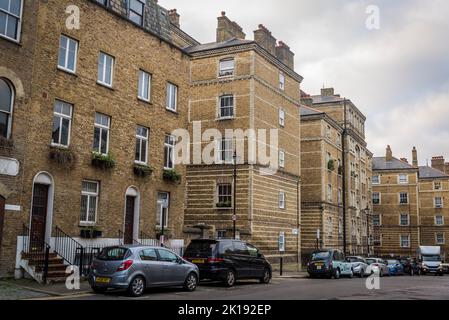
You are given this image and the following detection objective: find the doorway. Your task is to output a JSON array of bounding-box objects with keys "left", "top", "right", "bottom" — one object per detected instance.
[
  {"left": 30, "top": 184, "right": 49, "bottom": 251},
  {"left": 124, "top": 195, "right": 135, "bottom": 244}
]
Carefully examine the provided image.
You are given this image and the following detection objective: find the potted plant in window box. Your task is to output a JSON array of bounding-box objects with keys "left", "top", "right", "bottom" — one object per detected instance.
[
  {"left": 216, "top": 201, "right": 232, "bottom": 208},
  {"left": 91, "top": 152, "right": 116, "bottom": 170},
  {"left": 133, "top": 163, "right": 154, "bottom": 178},
  {"left": 80, "top": 226, "right": 102, "bottom": 239},
  {"left": 49, "top": 146, "right": 76, "bottom": 168},
  {"left": 327, "top": 159, "right": 335, "bottom": 171},
  {"left": 0, "top": 136, "right": 13, "bottom": 155},
  {"left": 155, "top": 227, "right": 172, "bottom": 239},
  {"left": 163, "top": 169, "right": 181, "bottom": 183}
]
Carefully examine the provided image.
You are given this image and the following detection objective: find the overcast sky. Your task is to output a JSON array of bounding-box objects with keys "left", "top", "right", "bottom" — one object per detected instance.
[{"left": 162, "top": 0, "right": 449, "bottom": 165}]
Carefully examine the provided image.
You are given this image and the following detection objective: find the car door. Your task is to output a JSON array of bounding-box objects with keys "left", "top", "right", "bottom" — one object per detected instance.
[
  {"left": 138, "top": 248, "right": 165, "bottom": 287},
  {"left": 232, "top": 241, "right": 251, "bottom": 278},
  {"left": 157, "top": 248, "right": 186, "bottom": 285},
  {"left": 246, "top": 243, "right": 265, "bottom": 278}
]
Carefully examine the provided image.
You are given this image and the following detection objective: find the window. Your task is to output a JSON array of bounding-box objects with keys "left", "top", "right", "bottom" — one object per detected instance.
[
  {"left": 138, "top": 70, "right": 151, "bottom": 102},
  {"left": 128, "top": 0, "right": 144, "bottom": 25},
  {"left": 96, "top": 0, "right": 108, "bottom": 5},
  {"left": 166, "top": 82, "right": 178, "bottom": 112},
  {"left": 219, "top": 59, "right": 235, "bottom": 77},
  {"left": 279, "top": 109, "right": 285, "bottom": 127},
  {"left": 93, "top": 113, "right": 110, "bottom": 154},
  {"left": 434, "top": 181, "right": 442, "bottom": 190},
  {"left": 135, "top": 125, "right": 149, "bottom": 164},
  {"left": 164, "top": 134, "right": 175, "bottom": 169},
  {"left": 399, "top": 174, "right": 408, "bottom": 184},
  {"left": 0, "top": 78, "right": 13, "bottom": 139},
  {"left": 373, "top": 214, "right": 381, "bottom": 226},
  {"left": 279, "top": 150, "right": 285, "bottom": 168},
  {"left": 372, "top": 175, "right": 380, "bottom": 185},
  {"left": 327, "top": 184, "right": 332, "bottom": 203},
  {"left": 435, "top": 215, "right": 444, "bottom": 226},
  {"left": 139, "top": 248, "right": 157, "bottom": 261},
  {"left": 0, "top": 0, "right": 22, "bottom": 41},
  {"left": 97, "top": 52, "right": 114, "bottom": 87},
  {"left": 57, "top": 35, "right": 78, "bottom": 73},
  {"left": 51, "top": 100, "right": 73, "bottom": 147},
  {"left": 157, "top": 249, "right": 178, "bottom": 263},
  {"left": 217, "top": 230, "right": 227, "bottom": 239},
  {"left": 327, "top": 217, "right": 333, "bottom": 238},
  {"left": 279, "top": 72, "right": 285, "bottom": 90},
  {"left": 435, "top": 197, "right": 443, "bottom": 208},
  {"left": 157, "top": 192, "right": 169, "bottom": 228},
  {"left": 326, "top": 125, "right": 331, "bottom": 138},
  {"left": 400, "top": 214, "right": 410, "bottom": 226},
  {"left": 80, "top": 181, "right": 99, "bottom": 224},
  {"left": 217, "top": 138, "right": 233, "bottom": 164},
  {"left": 338, "top": 188, "right": 342, "bottom": 205},
  {"left": 436, "top": 233, "right": 445, "bottom": 245},
  {"left": 373, "top": 234, "right": 382, "bottom": 246},
  {"left": 400, "top": 235, "right": 410, "bottom": 248},
  {"left": 217, "top": 184, "right": 232, "bottom": 207},
  {"left": 279, "top": 192, "right": 285, "bottom": 209},
  {"left": 399, "top": 193, "right": 408, "bottom": 205},
  {"left": 219, "top": 95, "right": 234, "bottom": 119},
  {"left": 372, "top": 192, "right": 380, "bottom": 205}
]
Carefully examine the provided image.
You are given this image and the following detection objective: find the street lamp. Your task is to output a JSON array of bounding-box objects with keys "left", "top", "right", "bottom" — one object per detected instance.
[{"left": 232, "top": 146, "right": 237, "bottom": 240}]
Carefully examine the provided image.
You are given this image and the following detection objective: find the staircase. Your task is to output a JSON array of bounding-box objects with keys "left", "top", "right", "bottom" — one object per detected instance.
[{"left": 21, "top": 251, "right": 68, "bottom": 284}]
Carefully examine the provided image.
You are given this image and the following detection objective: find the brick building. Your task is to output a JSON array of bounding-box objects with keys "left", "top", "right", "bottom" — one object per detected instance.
[
  {"left": 301, "top": 89, "right": 373, "bottom": 257},
  {"left": 0, "top": 0, "right": 197, "bottom": 278},
  {"left": 183, "top": 13, "right": 303, "bottom": 266}
]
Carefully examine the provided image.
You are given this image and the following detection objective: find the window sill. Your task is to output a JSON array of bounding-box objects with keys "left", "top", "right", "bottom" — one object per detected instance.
[
  {"left": 0, "top": 34, "right": 22, "bottom": 46},
  {"left": 96, "top": 81, "right": 115, "bottom": 91},
  {"left": 218, "top": 74, "right": 235, "bottom": 79},
  {"left": 217, "top": 117, "right": 235, "bottom": 121},
  {"left": 215, "top": 207, "right": 233, "bottom": 210},
  {"left": 137, "top": 97, "right": 152, "bottom": 105},
  {"left": 57, "top": 66, "right": 78, "bottom": 77},
  {"left": 79, "top": 222, "right": 97, "bottom": 227},
  {"left": 165, "top": 108, "right": 179, "bottom": 116},
  {"left": 50, "top": 143, "right": 70, "bottom": 149}
]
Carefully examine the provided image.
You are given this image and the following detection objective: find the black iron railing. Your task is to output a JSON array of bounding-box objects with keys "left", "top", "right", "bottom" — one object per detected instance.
[
  {"left": 21, "top": 224, "right": 51, "bottom": 283},
  {"left": 54, "top": 226, "right": 84, "bottom": 277}
]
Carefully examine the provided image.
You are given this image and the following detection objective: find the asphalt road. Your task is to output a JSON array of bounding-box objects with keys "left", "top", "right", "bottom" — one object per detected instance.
[{"left": 32, "top": 274, "right": 449, "bottom": 300}]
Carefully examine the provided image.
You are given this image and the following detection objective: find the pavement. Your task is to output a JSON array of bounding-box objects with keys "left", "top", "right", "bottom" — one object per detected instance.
[{"left": 2, "top": 273, "right": 449, "bottom": 300}]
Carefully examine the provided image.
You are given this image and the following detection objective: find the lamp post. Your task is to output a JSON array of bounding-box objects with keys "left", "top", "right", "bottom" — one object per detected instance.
[
  {"left": 233, "top": 147, "right": 237, "bottom": 240},
  {"left": 365, "top": 206, "right": 370, "bottom": 256}
]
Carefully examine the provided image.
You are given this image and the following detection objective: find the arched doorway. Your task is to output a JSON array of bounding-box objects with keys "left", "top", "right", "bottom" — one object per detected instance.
[
  {"left": 123, "top": 186, "right": 140, "bottom": 244},
  {"left": 29, "top": 172, "right": 54, "bottom": 251}
]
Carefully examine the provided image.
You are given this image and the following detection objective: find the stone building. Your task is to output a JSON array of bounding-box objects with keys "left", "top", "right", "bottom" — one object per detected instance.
[
  {"left": 372, "top": 147, "right": 449, "bottom": 260},
  {"left": 183, "top": 13, "right": 303, "bottom": 266},
  {"left": 301, "top": 89, "right": 373, "bottom": 256},
  {"left": 0, "top": 0, "right": 197, "bottom": 278}
]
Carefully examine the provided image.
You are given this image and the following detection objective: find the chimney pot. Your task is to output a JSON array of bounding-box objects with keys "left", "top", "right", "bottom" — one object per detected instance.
[
  {"left": 254, "top": 24, "right": 277, "bottom": 56},
  {"left": 321, "top": 88, "right": 335, "bottom": 96},
  {"left": 168, "top": 8, "right": 180, "bottom": 28}
]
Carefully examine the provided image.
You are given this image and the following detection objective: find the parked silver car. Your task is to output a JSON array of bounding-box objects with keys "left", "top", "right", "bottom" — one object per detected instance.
[
  {"left": 88, "top": 245, "right": 199, "bottom": 297},
  {"left": 365, "top": 257, "right": 390, "bottom": 277},
  {"left": 346, "top": 256, "right": 369, "bottom": 277}
]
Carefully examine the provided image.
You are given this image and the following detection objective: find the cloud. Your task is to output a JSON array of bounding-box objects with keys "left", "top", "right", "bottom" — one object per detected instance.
[{"left": 160, "top": 0, "right": 449, "bottom": 163}]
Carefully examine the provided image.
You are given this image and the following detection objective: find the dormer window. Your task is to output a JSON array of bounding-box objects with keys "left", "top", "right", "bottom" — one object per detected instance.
[
  {"left": 129, "top": 0, "right": 144, "bottom": 26},
  {"left": 219, "top": 59, "right": 235, "bottom": 77}
]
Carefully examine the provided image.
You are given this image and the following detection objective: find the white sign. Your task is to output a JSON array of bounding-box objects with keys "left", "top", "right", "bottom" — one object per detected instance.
[
  {"left": 316, "top": 229, "right": 320, "bottom": 240},
  {"left": 292, "top": 229, "right": 299, "bottom": 235},
  {"left": 279, "top": 232, "right": 285, "bottom": 252},
  {"left": 0, "top": 157, "right": 19, "bottom": 176},
  {"left": 5, "top": 205, "right": 21, "bottom": 212}
]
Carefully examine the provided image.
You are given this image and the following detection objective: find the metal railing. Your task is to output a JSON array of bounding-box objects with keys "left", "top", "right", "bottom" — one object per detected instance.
[
  {"left": 54, "top": 226, "right": 84, "bottom": 277},
  {"left": 21, "top": 224, "right": 51, "bottom": 283}
]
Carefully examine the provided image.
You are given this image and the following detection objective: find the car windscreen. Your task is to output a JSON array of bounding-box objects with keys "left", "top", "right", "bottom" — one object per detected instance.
[
  {"left": 366, "top": 259, "right": 376, "bottom": 265},
  {"left": 346, "top": 257, "right": 359, "bottom": 263},
  {"left": 423, "top": 255, "right": 440, "bottom": 261},
  {"left": 387, "top": 260, "right": 399, "bottom": 265},
  {"left": 185, "top": 241, "right": 217, "bottom": 258},
  {"left": 311, "top": 251, "right": 330, "bottom": 261},
  {"left": 97, "top": 247, "right": 130, "bottom": 261}
]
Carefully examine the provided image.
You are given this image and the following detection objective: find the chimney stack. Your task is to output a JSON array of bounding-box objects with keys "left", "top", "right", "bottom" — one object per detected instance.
[
  {"left": 321, "top": 88, "right": 335, "bottom": 96},
  {"left": 216, "top": 11, "right": 246, "bottom": 43},
  {"left": 431, "top": 156, "right": 445, "bottom": 172},
  {"left": 412, "top": 146, "right": 418, "bottom": 166},
  {"left": 300, "top": 90, "right": 313, "bottom": 107},
  {"left": 386, "top": 145, "right": 393, "bottom": 162},
  {"left": 275, "top": 41, "right": 294, "bottom": 69},
  {"left": 254, "top": 24, "right": 277, "bottom": 56},
  {"left": 168, "top": 9, "right": 180, "bottom": 28}
]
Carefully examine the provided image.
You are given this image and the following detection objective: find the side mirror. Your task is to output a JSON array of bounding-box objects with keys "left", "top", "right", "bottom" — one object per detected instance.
[{"left": 257, "top": 252, "right": 263, "bottom": 258}]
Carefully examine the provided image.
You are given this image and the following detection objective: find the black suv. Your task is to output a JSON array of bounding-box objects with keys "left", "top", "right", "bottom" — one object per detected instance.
[{"left": 184, "top": 239, "right": 272, "bottom": 287}]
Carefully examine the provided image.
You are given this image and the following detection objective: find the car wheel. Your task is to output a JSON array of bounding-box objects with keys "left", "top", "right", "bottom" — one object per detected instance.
[
  {"left": 183, "top": 272, "right": 198, "bottom": 292},
  {"left": 334, "top": 268, "right": 341, "bottom": 279},
  {"left": 91, "top": 286, "right": 107, "bottom": 294},
  {"left": 127, "top": 276, "right": 146, "bottom": 297},
  {"left": 260, "top": 268, "right": 271, "bottom": 284},
  {"left": 348, "top": 270, "right": 354, "bottom": 279},
  {"left": 224, "top": 269, "right": 236, "bottom": 287}
]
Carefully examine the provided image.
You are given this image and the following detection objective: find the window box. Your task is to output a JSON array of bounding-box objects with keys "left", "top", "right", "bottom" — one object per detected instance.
[
  {"left": 155, "top": 227, "right": 172, "bottom": 239},
  {"left": 80, "top": 226, "right": 102, "bottom": 239},
  {"left": 327, "top": 159, "right": 335, "bottom": 171},
  {"left": 133, "top": 163, "right": 153, "bottom": 178},
  {"left": 163, "top": 169, "right": 181, "bottom": 183},
  {"left": 91, "top": 152, "right": 116, "bottom": 170},
  {"left": 216, "top": 202, "right": 232, "bottom": 208},
  {"left": 49, "top": 146, "right": 76, "bottom": 168},
  {"left": 0, "top": 136, "right": 14, "bottom": 155}
]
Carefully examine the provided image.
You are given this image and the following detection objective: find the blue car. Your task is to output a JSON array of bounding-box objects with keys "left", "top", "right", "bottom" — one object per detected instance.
[{"left": 387, "top": 259, "right": 405, "bottom": 276}]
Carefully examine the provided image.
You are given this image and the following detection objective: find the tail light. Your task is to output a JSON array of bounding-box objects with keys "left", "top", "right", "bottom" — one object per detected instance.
[
  {"left": 372, "top": 263, "right": 379, "bottom": 267},
  {"left": 117, "top": 260, "right": 133, "bottom": 271},
  {"left": 207, "top": 257, "right": 225, "bottom": 263}
]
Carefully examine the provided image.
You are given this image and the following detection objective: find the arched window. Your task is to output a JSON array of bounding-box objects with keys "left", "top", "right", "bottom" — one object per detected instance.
[{"left": 0, "top": 78, "right": 14, "bottom": 139}]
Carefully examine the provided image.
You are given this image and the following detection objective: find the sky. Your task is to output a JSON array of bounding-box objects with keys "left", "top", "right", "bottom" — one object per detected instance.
[{"left": 161, "top": 0, "right": 449, "bottom": 165}]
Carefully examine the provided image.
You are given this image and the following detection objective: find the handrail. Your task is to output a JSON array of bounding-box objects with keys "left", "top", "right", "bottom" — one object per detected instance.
[
  {"left": 54, "top": 226, "right": 84, "bottom": 276},
  {"left": 21, "top": 224, "right": 51, "bottom": 282}
]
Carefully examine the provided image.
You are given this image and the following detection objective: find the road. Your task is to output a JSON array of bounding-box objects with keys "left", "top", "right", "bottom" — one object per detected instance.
[{"left": 30, "top": 275, "right": 449, "bottom": 300}]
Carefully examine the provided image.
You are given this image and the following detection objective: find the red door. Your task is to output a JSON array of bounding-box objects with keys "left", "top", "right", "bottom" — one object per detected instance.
[
  {"left": 124, "top": 196, "right": 135, "bottom": 245},
  {"left": 0, "top": 196, "right": 5, "bottom": 250},
  {"left": 30, "top": 184, "right": 49, "bottom": 252}
]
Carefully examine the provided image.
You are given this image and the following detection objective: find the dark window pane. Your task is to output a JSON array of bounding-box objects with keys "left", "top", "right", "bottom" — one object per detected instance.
[
  {"left": 93, "top": 127, "right": 100, "bottom": 151},
  {"left": 51, "top": 116, "right": 60, "bottom": 144},
  {"left": 101, "top": 129, "right": 108, "bottom": 154},
  {"left": 129, "top": 11, "right": 142, "bottom": 25},
  {"left": 0, "top": 112, "right": 8, "bottom": 138},
  {"left": 10, "top": 0, "right": 22, "bottom": 16},
  {"left": 0, "top": 0, "right": 8, "bottom": 11},
  {"left": 0, "top": 11, "right": 6, "bottom": 36},
  {"left": 0, "top": 79, "right": 11, "bottom": 112},
  {"left": 141, "top": 140, "right": 147, "bottom": 163},
  {"left": 6, "top": 16, "right": 17, "bottom": 39},
  {"left": 61, "top": 118, "right": 70, "bottom": 145},
  {"left": 135, "top": 139, "right": 140, "bottom": 161}
]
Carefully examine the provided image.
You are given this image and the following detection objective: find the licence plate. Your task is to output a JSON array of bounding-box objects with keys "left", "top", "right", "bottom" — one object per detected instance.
[
  {"left": 316, "top": 266, "right": 322, "bottom": 270},
  {"left": 192, "top": 259, "right": 205, "bottom": 264},
  {"left": 95, "top": 277, "right": 111, "bottom": 284}
]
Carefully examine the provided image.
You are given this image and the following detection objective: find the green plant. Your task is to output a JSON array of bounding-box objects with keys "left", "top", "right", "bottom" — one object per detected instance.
[
  {"left": 327, "top": 159, "right": 335, "bottom": 171},
  {"left": 91, "top": 152, "right": 116, "bottom": 170},
  {"left": 133, "top": 163, "right": 153, "bottom": 178},
  {"left": 163, "top": 169, "right": 181, "bottom": 183},
  {"left": 80, "top": 226, "right": 102, "bottom": 239},
  {"left": 216, "top": 202, "right": 232, "bottom": 208},
  {"left": 49, "top": 146, "right": 76, "bottom": 168}
]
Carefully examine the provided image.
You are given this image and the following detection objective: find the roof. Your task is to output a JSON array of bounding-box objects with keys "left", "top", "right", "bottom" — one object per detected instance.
[
  {"left": 311, "top": 95, "right": 345, "bottom": 104},
  {"left": 419, "top": 166, "right": 449, "bottom": 179},
  {"left": 372, "top": 157, "right": 417, "bottom": 171},
  {"left": 300, "top": 105, "right": 323, "bottom": 116},
  {"left": 185, "top": 38, "right": 254, "bottom": 54}
]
